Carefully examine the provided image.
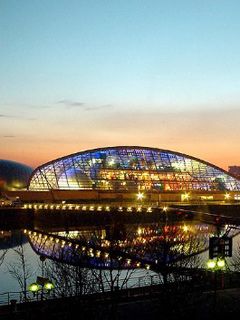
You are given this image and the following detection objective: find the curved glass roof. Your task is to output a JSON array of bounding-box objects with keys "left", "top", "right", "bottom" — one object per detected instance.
[{"left": 28, "top": 146, "right": 240, "bottom": 192}]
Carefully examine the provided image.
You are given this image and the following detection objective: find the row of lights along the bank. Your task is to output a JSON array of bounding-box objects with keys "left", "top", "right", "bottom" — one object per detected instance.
[{"left": 22, "top": 190, "right": 234, "bottom": 211}]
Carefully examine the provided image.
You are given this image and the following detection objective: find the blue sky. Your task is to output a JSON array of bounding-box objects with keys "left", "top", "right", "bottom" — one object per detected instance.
[{"left": 1, "top": 0, "right": 240, "bottom": 168}]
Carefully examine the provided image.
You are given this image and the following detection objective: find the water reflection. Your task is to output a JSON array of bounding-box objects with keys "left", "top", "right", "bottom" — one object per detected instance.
[
  {"left": 0, "top": 220, "right": 239, "bottom": 294},
  {"left": 0, "top": 230, "right": 27, "bottom": 250},
  {"left": 26, "top": 222, "right": 215, "bottom": 270}
]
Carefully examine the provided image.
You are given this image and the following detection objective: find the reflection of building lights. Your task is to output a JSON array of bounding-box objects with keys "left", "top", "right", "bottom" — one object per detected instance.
[
  {"left": 137, "top": 227, "right": 142, "bottom": 236},
  {"left": 96, "top": 250, "right": 101, "bottom": 257},
  {"left": 108, "top": 159, "right": 115, "bottom": 166},
  {"left": 183, "top": 225, "right": 189, "bottom": 232}
]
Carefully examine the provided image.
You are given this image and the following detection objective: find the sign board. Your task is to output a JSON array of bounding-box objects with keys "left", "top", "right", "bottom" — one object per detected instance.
[{"left": 209, "top": 236, "right": 232, "bottom": 259}]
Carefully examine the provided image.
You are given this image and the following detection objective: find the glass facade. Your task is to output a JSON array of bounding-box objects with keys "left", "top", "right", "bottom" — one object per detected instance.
[{"left": 28, "top": 147, "right": 240, "bottom": 192}]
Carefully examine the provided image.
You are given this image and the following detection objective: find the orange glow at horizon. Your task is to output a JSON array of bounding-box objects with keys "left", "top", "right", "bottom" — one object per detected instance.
[{"left": 1, "top": 108, "right": 239, "bottom": 171}]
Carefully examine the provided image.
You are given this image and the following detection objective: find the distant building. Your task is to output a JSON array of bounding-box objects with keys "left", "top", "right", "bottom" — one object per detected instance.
[
  {"left": 228, "top": 166, "right": 240, "bottom": 179},
  {"left": 0, "top": 159, "right": 33, "bottom": 191}
]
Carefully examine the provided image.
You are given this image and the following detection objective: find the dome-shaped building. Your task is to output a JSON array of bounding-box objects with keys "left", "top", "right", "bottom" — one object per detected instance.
[
  {"left": 28, "top": 146, "right": 240, "bottom": 195},
  {"left": 0, "top": 160, "right": 33, "bottom": 191}
]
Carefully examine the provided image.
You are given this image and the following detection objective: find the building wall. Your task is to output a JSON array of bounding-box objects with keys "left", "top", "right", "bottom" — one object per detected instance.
[{"left": 5, "top": 190, "right": 240, "bottom": 203}]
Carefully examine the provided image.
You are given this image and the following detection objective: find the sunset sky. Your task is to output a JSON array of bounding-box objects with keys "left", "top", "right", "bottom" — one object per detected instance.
[{"left": 1, "top": 0, "right": 240, "bottom": 170}]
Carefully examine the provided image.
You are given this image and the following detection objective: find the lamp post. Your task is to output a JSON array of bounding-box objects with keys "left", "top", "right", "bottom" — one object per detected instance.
[
  {"left": 29, "top": 277, "right": 54, "bottom": 300},
  {"left": 206, "top": 257, "right": 226, "bottom": 311}
]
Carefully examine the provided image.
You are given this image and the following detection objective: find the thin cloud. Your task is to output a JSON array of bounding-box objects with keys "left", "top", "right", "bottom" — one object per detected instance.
[
  {"left": 0, "top": 114, "right": 19, "bottom": 118},
  {"left": 0, "top": 114, "right": 37, "bottom": 120},
  {"left": 3, "top": 135, "right": 16, "bottom": 138},
  {"left": 57, "top": 100, "right": 113, "bottom": 111},
  {"left": 58, "top": 100, "right": 85, "bottom": 108}
]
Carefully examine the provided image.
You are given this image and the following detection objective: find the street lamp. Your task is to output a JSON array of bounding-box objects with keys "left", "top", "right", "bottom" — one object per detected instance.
[
  {"left": 29, "top": 282, "right": 40, "bottom": 295},
  {"left": 206, "top": 258, "right": 225, "bottom": 271},
  {"left": 29, "top": 277, "right": 55, "bottom": 300},
  {"left": 44, "top": 281, "right": 55, "bottom": 291},
  {"left": 206, "top": 257, "right": 226, "bottom": 309}
]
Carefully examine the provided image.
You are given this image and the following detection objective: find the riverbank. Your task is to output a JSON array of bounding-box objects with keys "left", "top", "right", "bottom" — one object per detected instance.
[{"left": 1, "top": 282, "right": 240, "bottom": 319}]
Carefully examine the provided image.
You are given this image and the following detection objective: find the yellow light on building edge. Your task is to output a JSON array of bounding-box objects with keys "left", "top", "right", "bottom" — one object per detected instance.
[
  {"left": 136, "top": 192, "right": 144, "bottom": 201},
  {"left": 224, "top": 193, "right": 231, "bottom": 200}
]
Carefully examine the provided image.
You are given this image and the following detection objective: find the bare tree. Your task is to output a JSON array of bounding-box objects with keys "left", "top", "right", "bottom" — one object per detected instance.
[
  {"left": 0, "top": 250, "right": 7, "bottom": 267},
  {"left": 7, "top": 242, "right": 34, "bottom": 299}
]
